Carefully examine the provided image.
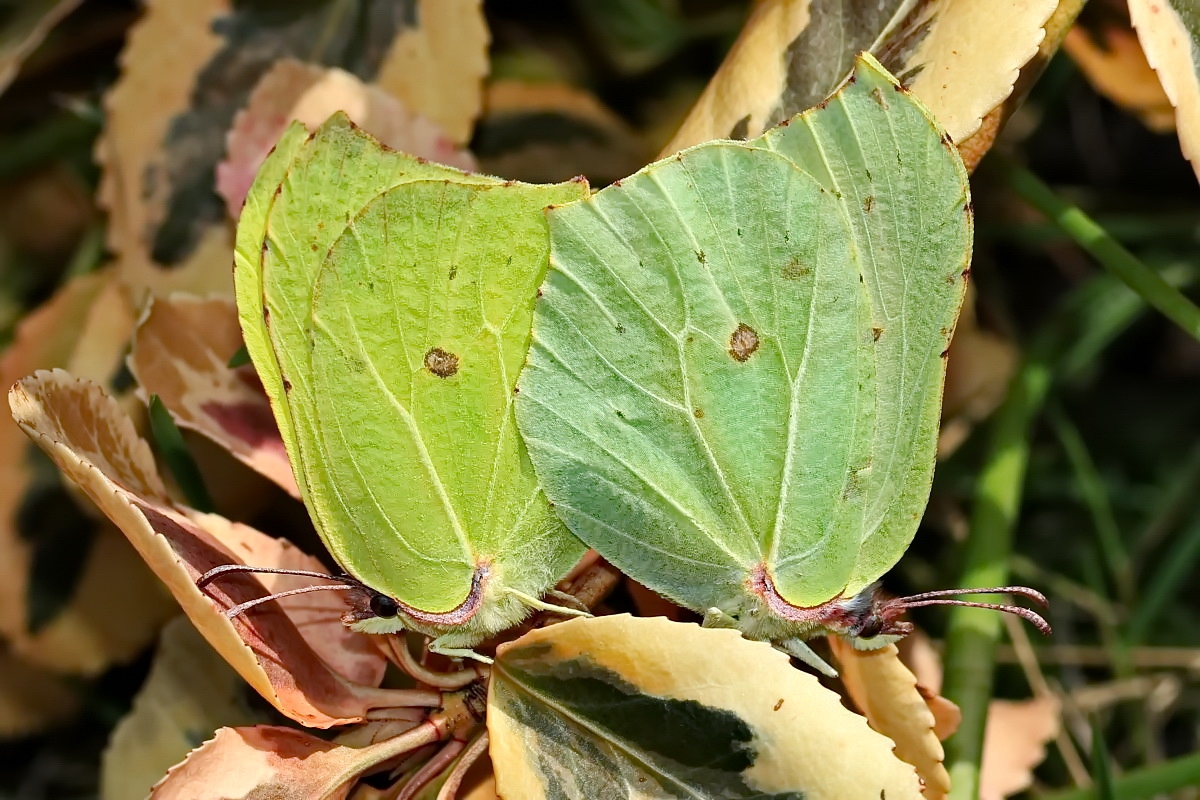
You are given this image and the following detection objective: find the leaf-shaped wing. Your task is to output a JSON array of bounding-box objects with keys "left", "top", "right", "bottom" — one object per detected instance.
[
  {"left": 754, "top": 54, "right": 970, "bottom": 601},
  {"left": 306, "top": 177, "right": 589, "bottom": 613},
  {"left": 488, "top": 615, "right": 924, "bottom": 799},
  {"left": 517, "top": 141, "right": 872, "bottom": 612},
  {"left": 237, "top": 115, "right": 588, "bottom": 628}
]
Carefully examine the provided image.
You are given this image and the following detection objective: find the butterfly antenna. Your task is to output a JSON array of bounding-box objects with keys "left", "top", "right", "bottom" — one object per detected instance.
[
  {"left": 221, "top": 583, "right": 358, "bottom": 619},
  {"left": 896, "top": 585, "right": 1048, "bottom": 606},
  {"left": 900, "top": 599, "right": 1051, "bottom": 635},
  {"left": 196, "top": 563, "right": 360, "bottom": 589},
  {"left": 893, "top": 586, "right": 1052, "bottom": 636}
]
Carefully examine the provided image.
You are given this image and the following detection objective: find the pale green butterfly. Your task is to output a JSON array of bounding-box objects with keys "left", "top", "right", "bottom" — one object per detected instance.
[
  {"left": 200, "top": 116, "right": 589, "bottom": 660},
  {"left": 515, "top": 54, "right": 1048, "bottom": 675}
]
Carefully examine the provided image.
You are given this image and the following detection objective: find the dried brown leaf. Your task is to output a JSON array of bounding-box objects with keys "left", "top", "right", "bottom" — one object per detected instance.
[
  {"left": 151, "top": 692, "right": 479, "bottom": 800},
  {"left": 217, "top": 60, "right": 475, "bottom": 215},
  {"left": 150, "top": 725, "right": 404, "bottom": 800},
  {"left": 980, "top": 697, "right": 1061, "bottom": 800},
  {"left": 101, "top": 617, "right": 267, "bottom": 800},
  {"left": 830, "top": 638, "right": 951, "bottom": 799},
  {"left": 129, "top": 294, "right": 298, "bottom": 497},
  {"left": 10, "top": 370, "right": 423, "bottom": 727},
  {"left": 939, "top": 295, "right": 1018, "bottom": 457},
  {"left": 0, "top": 271, "right": 174, "bottom": 675}
]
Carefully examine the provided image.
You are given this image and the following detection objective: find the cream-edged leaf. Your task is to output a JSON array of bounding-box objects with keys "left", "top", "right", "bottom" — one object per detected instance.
[
  {"left": 489, "top": 615, "right": 923, "bottom": 800},
  {"left": 662, "top": 0, "right": 1057, "bottom": 153},
  {"left": 1129, "top": 0, "right": 1200, "bottom": 180}
]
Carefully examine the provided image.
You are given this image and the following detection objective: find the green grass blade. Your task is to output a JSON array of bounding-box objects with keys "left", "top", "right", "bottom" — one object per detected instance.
[
  {"left": 148, "top": 394, "right": 214, "bottom": 513},
  {"left": 992, "top": 158, "right": 1200, "bottom": 341},
  {"left": 1040, "top": 752, "right": 1200, "bottom": 800}
]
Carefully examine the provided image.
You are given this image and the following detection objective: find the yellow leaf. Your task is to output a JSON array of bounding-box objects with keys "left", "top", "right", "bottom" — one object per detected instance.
[
  {"left": 490, "top": 615, "right": 924, "bottom": 799},
  {"left": 830, "top": 638, "right": 951, "bottom": 799},
  {"left": 1129, "top": 0, "right": 1200, "bottom": 180}
]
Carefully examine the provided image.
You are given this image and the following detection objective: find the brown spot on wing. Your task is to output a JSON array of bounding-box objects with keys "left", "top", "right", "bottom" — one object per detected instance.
[
  {"left": 424, "top": 348, "right": 459, "bottom": 377},
  {"left": 729, "top": 323, "right": 759, "bottom": 362}
]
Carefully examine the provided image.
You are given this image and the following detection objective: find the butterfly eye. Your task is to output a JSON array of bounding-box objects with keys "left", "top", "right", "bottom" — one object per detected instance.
[
  {"left": 855, "top": 617, "right": 884, "bottom": 640},
  {"left": 369, "top": 594, "right": 400, "bottom": 618}
]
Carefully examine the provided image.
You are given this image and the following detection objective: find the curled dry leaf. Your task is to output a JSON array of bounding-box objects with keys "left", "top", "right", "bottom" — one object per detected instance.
[
  {"left": 475, "top": 80, "right": 649, "bottom": 184},
  {"left": 1129, "top": 0, "right": 1200, "bottom": 179},
  {"left": 129, "top": 294, "right": 298, "bottom": 497},
  {"left": 661, "top": 0, "right": 1057, "bottom": 155},
  {"left": 1065, "top": 11, "right": 1175, "bottom": 132},
  {"left": 151, "top": 690, "right": 481, "bottom": 800},
  {"left": 894, "top": 631, "right": 963, "bottom": 741},
  {"left": 489, "top": 615, "right": 924, "bottom": 799},
  {"left": 101, "top": 617, "right": 267, "bottom": 800},
  {"left": 0, "top": 645, "right": 78, "bottom": 738},
  {"left": 217, "top": 59, "right": 475, "bottom": 215},
  {"left": 0, "top": 271, "right": 175, "bottom": 675},
  {"left": 9, "top": 370, "right": 423, "bottom": 727},
  {"left": 829, "top": 638, "right": 951, "bottom": 800},
  {"left": 150, "top": 725, "right": 406, "bottom": 800},
  {"left": 892, "top": 630, "right": 1055, "bottom": 799},
  {"left": 980, "top": 697, "right": 1061, "bottom": 800},
  {"left": 97, "top": 0, "right": 489, "bottom": 296}
]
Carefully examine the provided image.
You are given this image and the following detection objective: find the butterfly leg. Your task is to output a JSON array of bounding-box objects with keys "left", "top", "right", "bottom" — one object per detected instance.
[
  {"left": 508, "top": 588, "right": 591, "bottom": 618},
  {"left": 428, "top": 638, "right": 494, "bottom": 665},
  {"left": 701, "top": 606, "right": 740, "bottom": 630},
  {"left": 778, "top": 638, "right": 839, "bottom": 678}
]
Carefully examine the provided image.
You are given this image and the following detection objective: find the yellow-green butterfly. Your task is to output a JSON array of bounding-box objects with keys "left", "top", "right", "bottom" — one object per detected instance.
[
  {"left": 201, "top": 116, "right": 588, "bottom": 660},
  {"left": 516, "top": 54, "right": 1048, "bottom": 675}
]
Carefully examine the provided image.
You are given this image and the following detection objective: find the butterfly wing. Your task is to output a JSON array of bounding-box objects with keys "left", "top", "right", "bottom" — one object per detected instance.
[
  {"left": 755, "top": 54, "right": 972, "bottom": 603},
  {"left": 517, "top": 141, "right": 872, "bottom": 613}
]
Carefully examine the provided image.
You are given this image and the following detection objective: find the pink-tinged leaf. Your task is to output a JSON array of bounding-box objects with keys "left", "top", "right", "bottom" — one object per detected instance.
[
  {"left": 9, "top": 370, "right": 431, "bottom": 727},
  {"left": 151, "top": 725, "right": 407, "bottom": 800},
  {"left": 129, "top": 294, "right": 298, "bottom": 497},
  {"left": 151, "top": 691, "right": 483, "bottom": 799},
  {"left": 217, "top": 59, "right": 476, "bottom": 215}
]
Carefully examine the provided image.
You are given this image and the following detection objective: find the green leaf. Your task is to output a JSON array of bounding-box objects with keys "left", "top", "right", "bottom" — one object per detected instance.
[
  {"left": 488, "top": 614, "right": 924, "bottom": 799},
  {"left": 235, "top": 115, "right": 589, "bottom": 652},
  {"left": 517, "top": 54, "right": 969, "bottom": 653}
]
